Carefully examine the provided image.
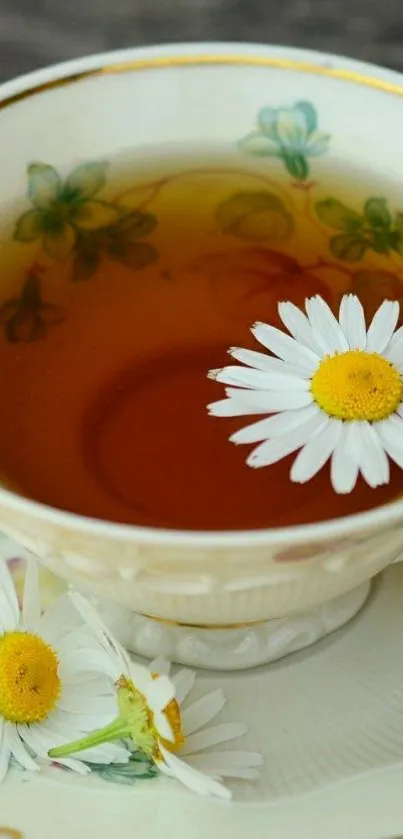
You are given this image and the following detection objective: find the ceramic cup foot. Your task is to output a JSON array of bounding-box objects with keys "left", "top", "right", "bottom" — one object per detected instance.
[{"left": 100, "top": 580, "right": 371, "bottom": 670}]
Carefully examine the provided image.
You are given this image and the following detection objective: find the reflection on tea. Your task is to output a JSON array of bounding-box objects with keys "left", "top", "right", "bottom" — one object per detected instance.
[{"left": 0, "top": 153, "right": 402, "bottom": 530}]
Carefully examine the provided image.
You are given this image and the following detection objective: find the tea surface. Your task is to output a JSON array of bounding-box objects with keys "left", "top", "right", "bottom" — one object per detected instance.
[{"left": 0, "top": 152, "right": 403, "bottom": 529}]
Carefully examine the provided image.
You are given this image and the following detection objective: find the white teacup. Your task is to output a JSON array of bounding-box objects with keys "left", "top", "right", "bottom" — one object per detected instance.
[{"left": 1, "top": 42, "right": 403, "bottom": 669}]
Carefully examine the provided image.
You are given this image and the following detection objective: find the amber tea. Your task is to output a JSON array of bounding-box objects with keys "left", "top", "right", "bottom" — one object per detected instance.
[{"left": 0, "top": 152, "right": 403, "bottom": 530}]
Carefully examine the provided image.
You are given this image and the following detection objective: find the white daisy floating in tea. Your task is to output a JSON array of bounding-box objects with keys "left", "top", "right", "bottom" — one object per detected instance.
[
  {"left": 208, "top": 294, "right": 403, "bottom": 494},
  {"left": 0, "top": 558, "right": 129, "bottom": 782},
  {"left": 50, "top": 593, "right": 263, "bottom": 798}
]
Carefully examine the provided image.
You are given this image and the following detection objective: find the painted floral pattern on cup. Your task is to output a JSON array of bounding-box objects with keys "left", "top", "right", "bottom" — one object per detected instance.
[
  {"left": 14, "top": 161, "right": 159, "bottom": 281},
  {"left": 0, "top": 267, "right": 65, "bottom": 343},
  {"left": 196, "top": 246, "right": 332, "bottom": 325},
  {"left": 239, "top": 101, "right": 330, "bottom": 181},
  {"left": 315, "top": 197, "right": 403, "bottom": 261}
]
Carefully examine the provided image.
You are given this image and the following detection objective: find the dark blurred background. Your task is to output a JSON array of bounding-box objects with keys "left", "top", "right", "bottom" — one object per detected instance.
[{"left": 0, "top": 0, "right": 400, "bottom": 83}]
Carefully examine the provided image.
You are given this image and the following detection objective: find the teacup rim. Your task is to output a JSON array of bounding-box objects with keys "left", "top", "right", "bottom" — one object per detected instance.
[
  {"left": 2, "top": 41, "right": 403, "bottom": 111},
  {"left": 1, "top": 40, "right": 403, "bottom": 547}
]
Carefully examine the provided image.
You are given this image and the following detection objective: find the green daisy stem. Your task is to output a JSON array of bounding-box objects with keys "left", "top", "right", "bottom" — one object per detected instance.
[{"left": 48, "top": 716, "right": 130, "bottom": 759}]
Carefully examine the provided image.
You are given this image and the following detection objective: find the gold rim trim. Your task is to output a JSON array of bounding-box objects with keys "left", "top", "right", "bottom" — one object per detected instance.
[
  {"left": 2, "top": 53, "right": 403, "bottom": 110},
  {"left": 141, "top": 612, "right": 266, "bottom": 629}
]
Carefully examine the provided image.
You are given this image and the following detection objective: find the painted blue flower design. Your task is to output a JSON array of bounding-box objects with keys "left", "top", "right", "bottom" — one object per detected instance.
[{"left": 240, "top": 101, "right": 330, "bottom": 181}]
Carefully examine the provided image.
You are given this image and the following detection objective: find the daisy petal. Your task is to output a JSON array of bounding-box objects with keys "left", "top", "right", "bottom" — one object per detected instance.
[
  {"left": 56, "top": 622, "right": 109, "bottom": 653},
  {"left": 56, "top": 692, "right": 116, "bottom": 716},
  {"left": 22, "top": 557, "right": 41, "bottom": 631},
  {"left": 353, "top": 421, "right": 390, "bottom": 488},
  {"left": 46, "top": 708, "right": 105, "bottom": 738},
  {"left": 188, "top": 753, "right": 261, "bottom": 780},
  {"left": 128, "top": 661, "right": 155, "bottom": 696},
  {"left": 376, "top": 414, "right": 403, "bottom": 469},
  {"left": 18, "top": 724, "right": 54, "bottom": 761},
  {"left": 290, "top": 418, "right": 341, "bottom": 483},
  {"left": 230, "top": 404, "right": 321, "bottom": 445},
  {"left": 330, "top": 424, "right": 360, "bottom": 494},
  {"left": 384, "top": 324, "right": 403, "bottom": 369},
  {"left": 207, "top": 399, "right": 267, "bottom": 417},
  {"left": 0, "top": 559, "right": 19, "bottom": 631},
  {"left": 37, "top": 595, "right": 81, "bottom": 645},
  {"left": 224, "top": 387, "right": 313, "bottom": 412},
  {"left": 247, "top": 409, "right": 327, "bottom": 468},
  {"left": 0, "top": 719, "right": 11, "bottom": 783},
  {"left": 146, "top": 676, "right": 175, "bottom": 714},
  {"left": 338, "top": 294, "right": 366, "bottom": 350},
  {"left": 208, "top": 366, "right": 309, "bottom": 392},
  {"left": 149, "top": 657, "right": 171, "bottom": 677},
  {"left": 159, "top": 746, "right": 231, "bottom": 799},
  {"left": 70, "top": 743, "right": 129, "bottom": 764},
  {"left": 19, "top": 722, "right": 89, "bottom": 774},
  {"left": 70, "top": 592, "right": 131, "bottom": 674},
  {"left": 61, "top": 675, "right": 111, "bottom": 695},
  {"left": 51, "top": 757, "right": 90, "bottom": 774},
  {"left": 50, "top": 706, "right": 116, "bottom": 730},
  {"left": 59, "top": 648, "right": 120, "bottom": 681},
  {"left": 5, "top": 722, "right": 39, "bottom": 772},
  {"left": 366, "top": 300, "right": 399, "bottom": 353},
  {"left": 181, "top": 723, "right": 247, "bottom": 756},
  {"left": 251, "top": 321, "right": 319, "bottom": 375},
  {"left": 154, "top": 710, "right": 174, "bottom": 743},
  {"left": 172, "top": 668, "right": 197, "bottom": 704},
  {"left": 278, "top": 301, "right": 322, "bottom": 353},
  {"left": 182, "top": 689, "right": 226, "bottom": 736},
  {"left": 228, "top": 346, "right": 301, "bottom": 376},
  {"left": 306, "top": 296, "right": 349, "bottom": 353}
]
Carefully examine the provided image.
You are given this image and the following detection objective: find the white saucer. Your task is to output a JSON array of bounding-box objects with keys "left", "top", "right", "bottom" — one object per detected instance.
[{"left": 2, "top": 537, "right": 403, "bottom": 839}]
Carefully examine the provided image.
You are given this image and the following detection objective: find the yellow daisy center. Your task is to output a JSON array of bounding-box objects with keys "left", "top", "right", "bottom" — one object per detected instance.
[
  {"left": 0, "top": 631, "right": 60, "bottom": 724},
  {"left": 311, "top": 350, "right": 402, "bottom": 421}
]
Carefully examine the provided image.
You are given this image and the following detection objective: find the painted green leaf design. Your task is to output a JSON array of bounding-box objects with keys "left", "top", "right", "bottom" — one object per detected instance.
[
  {"left": 43, "top": 223, "right": 76, "bottom": 261},
  {"left": 88, "top": 753, "right": 157, "bottom": 785},
  {"left": 73, "top": 248, "right": 102, "bottom": 281},
  {"left": 370, "top": 230, "right": 399, "bottom": 254},
  {"left": 14, "top": 209, "right": 44, "bottom": 242},
  {"left": 281, "top": 152, "right": 309, "bottom": 182},
  {"left": 330, "top": 234, "right": 368, "bottom": 261},
  {"left": 364, "top": 198, "right": 391, "bottom": 229},
  {"left": 71, "top": 200, "right": 120, "bottom": 230},
  {"left": 27, "top": 163, "right": 61, "bottom": 210},
  {"left": 217, "top": 191, "right": 294, "bottom": 242},
  {"left": 107, "top": 241, "right": 159, "bottom": 269},
  {"left": 64, "top": 161, "right": 108, "bottom": 202},
  {"left": 315, "top": 199, "right": 362, "bottom": 231},
  {"left": 114, "top": 211, "right": 158, "bottom": 239},
  {"left": 295, "top": 101, "right": 317, "bottom": 134}
]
